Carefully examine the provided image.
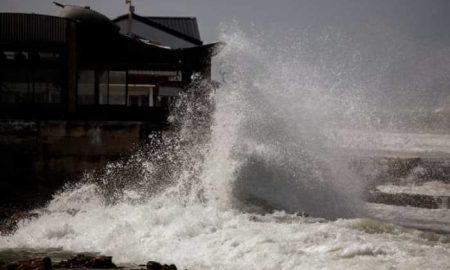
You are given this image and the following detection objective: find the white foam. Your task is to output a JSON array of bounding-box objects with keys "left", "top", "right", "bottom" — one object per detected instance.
[
  {"left": 2, "top": 194, "right": 450, "bottom": 269},
  {"left": 377, "top": 181, "right": 450, "bottom": 197}
]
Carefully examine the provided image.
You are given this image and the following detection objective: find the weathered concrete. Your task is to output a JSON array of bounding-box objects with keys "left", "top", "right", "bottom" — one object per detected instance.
[
  {"left": 352, "top": 155, "right": 450, "bottom": 209},
  {"left": 0, "top": 120, "right": 162, "bottom": 215}
]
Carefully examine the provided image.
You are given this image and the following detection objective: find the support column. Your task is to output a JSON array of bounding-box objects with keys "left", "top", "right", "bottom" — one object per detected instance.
[{"left": 66, "top": 22, "right": 77, "bottom": 115}]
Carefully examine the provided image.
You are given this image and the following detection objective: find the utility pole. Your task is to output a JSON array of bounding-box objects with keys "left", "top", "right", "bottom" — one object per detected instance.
[{"left": 125, "top": 0, "right": 135, "bottom": 36}]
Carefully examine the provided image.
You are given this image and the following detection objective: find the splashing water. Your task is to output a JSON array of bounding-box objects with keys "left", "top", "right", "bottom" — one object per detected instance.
[{"left": 1, "top": 25, "right": 450, "bottom": 270}]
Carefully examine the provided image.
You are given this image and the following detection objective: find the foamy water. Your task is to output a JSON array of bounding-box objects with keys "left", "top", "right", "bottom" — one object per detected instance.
[
  {"left": 1, "top": 186, "right": 449, "bottom": 269},
  {"left": 1, "top": 26, "right": 450, "bottom": 269},
  {"left": 377, "top": 181, "right": 450, "bottom": 197}
]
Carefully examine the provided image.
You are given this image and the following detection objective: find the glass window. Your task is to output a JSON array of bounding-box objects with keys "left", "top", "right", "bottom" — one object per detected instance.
[
  {"left": 34, "top": 68, "right": 62, "bottom": 104},
  {"left": 109, "top": 71, "right": 126, "bottom": 105},
  {"left": 127, "top": 85, "right": 153, "bottom": 107},
  {"left": 159, "top": 86, "right": 181, "bottom": 97},
  {"left": 0, "top": 67, "right": 32, "bottom": 104},
  {"left": 127, "top": 70, "right": 162, "bottom": 107},
  {"left": 38, "top": 52, "right": 61, "bottom": 62},
  {"left": 99, "top": 70, "right": 109, "bottom": 105},
  {"left": 78, "top": 70, "right": 95, "bottom": 105},
  {"left": 0, "top": 50, "right": 64, "bottom": 105}
]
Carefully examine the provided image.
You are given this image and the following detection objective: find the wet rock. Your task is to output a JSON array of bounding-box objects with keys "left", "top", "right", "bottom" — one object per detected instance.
[
  {"left": 54, "top": 255, "right": 116, "bottom": 269},
  {"left": 1, "top": 257, "right": 52, "bottom": 270},
  {"left": 368, "top": 190, "right": 450, "bottom": 209},
  {"left": 0, "top": 211, "right": 39, "bottom": 235},
  {"left": 146, "top": 262, "right": 162, "bottom": 270},
  {"left": 90, "top": 257, "right": 116, "bottom": 269},
  {"left": 165, "top": 265, "right": 177, "bottom": 270},
  {"left": 146, "top": 261, "right": 177, "bottom": 270}
]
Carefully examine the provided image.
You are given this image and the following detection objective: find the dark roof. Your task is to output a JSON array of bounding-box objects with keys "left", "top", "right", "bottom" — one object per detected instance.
[
  {"left": 0, "top": 13, "right": 70, "bottom": 44},
  {"left": 113, "top": 14, "right": 202, "bottom": 46},
  {"left": 145, "top": 17, "right": 201, "bottom": 42}
]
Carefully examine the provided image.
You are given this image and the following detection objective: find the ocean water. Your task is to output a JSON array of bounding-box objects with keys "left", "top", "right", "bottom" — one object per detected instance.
[{"left": 1, "top": 26, "right": 450, "bottom": 270}]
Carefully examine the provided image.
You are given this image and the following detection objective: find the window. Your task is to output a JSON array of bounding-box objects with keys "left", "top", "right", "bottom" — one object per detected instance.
[
  {"left": 159, "top": 86, "right": 181, "bottom": 97},
  {"left": 72, "top": 69, "right": 181, "bottom": 107},
  {"left": 108, "top": 71, "right": 126, "bottom": 105},
  {"left": 159, "top": 86, "right": 181, "bottom": 108},
  {"left": 77, "top": 70, "right": 95, "bottom": 105},
  {"left": 127, "top": 85, "right": 153, "bottom": 107},
  {"left": 99, "top": 70, "right": 109, "bottom": 105},
  {"left": 0, "top": 50, "right": 63, "bottom": 105},
  {"left": 127, "top": 70, "right": 155, "bottom": 107},
  {"left": 0, "top": 67, "right": 33, "bottom": 104},
  {"left": 34, "top": 68, "right": 62, "bottom": 104}
]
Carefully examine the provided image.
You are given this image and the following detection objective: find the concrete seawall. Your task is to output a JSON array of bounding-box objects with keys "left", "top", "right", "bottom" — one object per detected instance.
[{"left": 0, "top": 120, "right": 162, "bottom": 215}]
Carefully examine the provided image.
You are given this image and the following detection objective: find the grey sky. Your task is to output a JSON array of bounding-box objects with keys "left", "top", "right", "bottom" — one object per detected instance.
[{"left": 1, "top": 0, "right": 450, "bottom": 43}]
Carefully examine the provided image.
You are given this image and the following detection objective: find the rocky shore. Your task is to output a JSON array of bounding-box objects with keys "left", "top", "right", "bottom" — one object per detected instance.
[
  {"left": 0, "top": 211, "right": 39, "bottom": 236},
  {"left": 0, "top": 255, "right": 179, "bottom": 270}
]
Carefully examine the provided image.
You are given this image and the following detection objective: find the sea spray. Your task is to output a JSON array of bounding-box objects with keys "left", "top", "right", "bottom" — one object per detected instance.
[
  {"left": 61, "top": 75, "right": 218, "bottom": 207},
  {"left": 1, "top": 25, "right": 450, "bottom": 270},
  {"left": 211, "top": 24, "right": 367, "bottom": 217}
]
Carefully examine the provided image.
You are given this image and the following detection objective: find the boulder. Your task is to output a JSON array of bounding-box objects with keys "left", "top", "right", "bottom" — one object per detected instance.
[
  {"left": 165, "top": 265, "right": 177, "bottom": 270},
  {"left": 146, "top": 261, "right": 177, "bottom": 270},
  {"left": 146, "top": 262, "right": 162, "bottom": 270}
]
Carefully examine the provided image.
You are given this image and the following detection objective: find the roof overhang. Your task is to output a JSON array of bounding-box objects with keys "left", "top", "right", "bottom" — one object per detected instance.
[{"left": 113, "top": 13, "right": 203, "bottom": 46}]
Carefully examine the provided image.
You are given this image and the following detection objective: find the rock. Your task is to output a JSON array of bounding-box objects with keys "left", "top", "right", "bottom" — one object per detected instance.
[
  {"left": 54, "top": 255, "right": 116, "bottom": 268},
  {"left": 165, "top": 265, "right": 177, "bottom": 270},
  {"left": 368, "top": 190, "right": 450, "bottom": 209},
  {"left": 89, "top": 257, "right": 116, "bottom": 269},
  {"left": 146, "top": 262, "right": 162, "bottom": 270},
  {"left": 1, "top": 257, "right": 52, "bottom": 270},
  {"left": 0, "top": 211, "right": 39, "bottom": 235},
  {"left": 146, "top": 261, "right": 177, "bottom": 270}
]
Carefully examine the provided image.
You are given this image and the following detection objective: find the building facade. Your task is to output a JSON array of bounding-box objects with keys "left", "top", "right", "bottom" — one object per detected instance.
[{"left": 0, "top": 6, "right": 221, "bottom": 122}]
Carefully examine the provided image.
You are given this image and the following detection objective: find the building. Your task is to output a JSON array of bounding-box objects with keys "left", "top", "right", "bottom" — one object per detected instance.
[
  {"left": 0, "top": 4, "right": 222, "bottom": 121},
  {"left": 0, "top": 4, "right": 223, "bottom": 214}
]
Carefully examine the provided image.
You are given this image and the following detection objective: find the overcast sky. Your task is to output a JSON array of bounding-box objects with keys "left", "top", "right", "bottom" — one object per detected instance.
[
  {"left": 2, "top": 0, "right": 450, "bottom": 111},
  {"left": 1, "top": 0, "right": 450, "bottom": 43}
]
